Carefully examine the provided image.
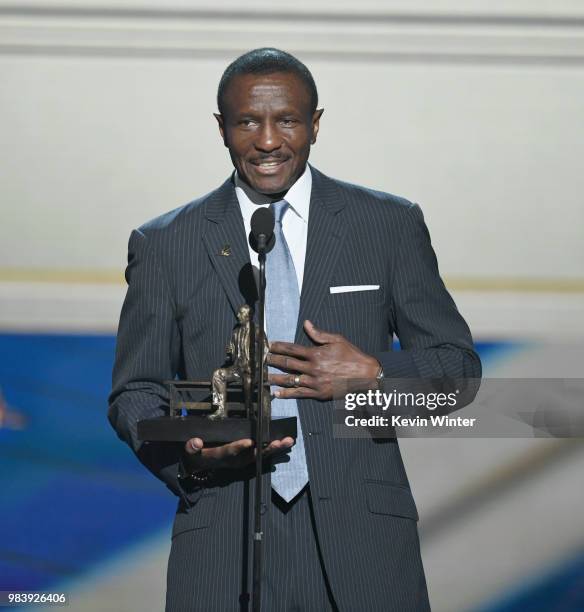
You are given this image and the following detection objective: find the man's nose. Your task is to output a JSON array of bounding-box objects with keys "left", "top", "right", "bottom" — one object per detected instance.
[{"left": 255, "top": 122, "right": 281, "bottom": 152}]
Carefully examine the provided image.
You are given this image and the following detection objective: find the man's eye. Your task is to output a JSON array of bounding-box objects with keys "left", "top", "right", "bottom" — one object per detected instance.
[
  {"left": 239, "top": 119, "right": 257, "bottom": 127},
  {"left": 280, "top": 119, "right": 297, "bottom": 127}
]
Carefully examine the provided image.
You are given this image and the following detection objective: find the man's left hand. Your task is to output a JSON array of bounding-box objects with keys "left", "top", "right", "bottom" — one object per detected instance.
[{"left": 267, "top": 320, "right": 380, "bottom": 401}]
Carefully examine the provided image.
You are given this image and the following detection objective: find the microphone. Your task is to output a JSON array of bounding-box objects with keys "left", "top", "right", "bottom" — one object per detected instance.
[
  {"left": 249, "top": 207, "right": 276, "bottom": 254},
  {"left": 251, "top": 264, "right": 260, "bottom": 297}
]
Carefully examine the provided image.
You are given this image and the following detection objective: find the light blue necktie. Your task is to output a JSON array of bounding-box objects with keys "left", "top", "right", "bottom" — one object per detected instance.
[{"left": 266, "top": 200, "right": 309, "bottom": 502}]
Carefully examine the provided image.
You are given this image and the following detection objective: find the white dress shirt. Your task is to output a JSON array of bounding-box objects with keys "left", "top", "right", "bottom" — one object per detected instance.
[{"left": 235, "top": 164, "right": 312, "bottom": 291}]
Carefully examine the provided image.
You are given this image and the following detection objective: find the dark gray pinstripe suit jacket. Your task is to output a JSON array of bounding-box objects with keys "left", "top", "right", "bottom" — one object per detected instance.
[{"left": 109, "top": 165, "right": 481, "bottom": 611}]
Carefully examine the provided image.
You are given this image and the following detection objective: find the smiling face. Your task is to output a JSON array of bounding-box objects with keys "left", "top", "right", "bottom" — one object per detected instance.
[{"left": 215, "top": 72, "right": 323, "bottom": 197}]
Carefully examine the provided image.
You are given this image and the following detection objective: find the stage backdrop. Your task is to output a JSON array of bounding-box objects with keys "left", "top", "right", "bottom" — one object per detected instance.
[{"left": 1, "top": 1, "right": 583, "bottom": 611}]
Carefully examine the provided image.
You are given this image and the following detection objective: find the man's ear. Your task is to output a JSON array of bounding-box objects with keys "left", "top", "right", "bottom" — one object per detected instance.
[
  {"left": 213, "top": 113, "right": 227, "bottom": 146},
  {"left": 311, "top": 108, "right": 324, "bottom": 145}
]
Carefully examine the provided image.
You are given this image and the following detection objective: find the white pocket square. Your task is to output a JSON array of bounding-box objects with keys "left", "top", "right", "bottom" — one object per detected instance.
[{"left": 329, "top": 285, "right": 380, "bottom": 294}]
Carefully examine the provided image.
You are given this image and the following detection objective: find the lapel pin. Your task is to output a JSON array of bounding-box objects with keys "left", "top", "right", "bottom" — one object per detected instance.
[{"left": 220, "top": 245, "right": 232, "bottom": 257}]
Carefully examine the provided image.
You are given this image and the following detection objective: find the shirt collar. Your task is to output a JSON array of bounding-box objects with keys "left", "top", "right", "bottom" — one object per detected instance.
[{"left": 234, "top": 164, "right": 312, "bottom": 222}]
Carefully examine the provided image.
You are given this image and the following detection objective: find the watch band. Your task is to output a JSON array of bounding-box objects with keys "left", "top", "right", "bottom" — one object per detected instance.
[
  {"left": 178, "top": 456, "right": 214, "bottom": 485},
  {"left": 375, "top": 363, "right": 384, "bottom": 389},
  {"left": 376, "top": 364, "right": 384, "bottom": 381}
]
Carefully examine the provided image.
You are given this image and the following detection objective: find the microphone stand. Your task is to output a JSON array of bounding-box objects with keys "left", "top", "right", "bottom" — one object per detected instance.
[{"left": 252, "top": 234, "right": 268, "bottom": 612}]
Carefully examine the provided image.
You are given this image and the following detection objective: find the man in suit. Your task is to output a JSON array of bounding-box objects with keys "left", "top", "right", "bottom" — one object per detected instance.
[{"left": 109, "top": 48, "right": 481, "bottom": 611}]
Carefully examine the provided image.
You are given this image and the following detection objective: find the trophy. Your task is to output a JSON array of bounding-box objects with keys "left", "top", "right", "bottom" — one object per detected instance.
[{"left": 137, "top": 304, "right": 297, "bottom": 445}]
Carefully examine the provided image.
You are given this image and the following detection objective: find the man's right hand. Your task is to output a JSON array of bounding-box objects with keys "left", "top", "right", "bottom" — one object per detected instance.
[{"left": 183, "top": 436, "right": 295, "bottom": 473}]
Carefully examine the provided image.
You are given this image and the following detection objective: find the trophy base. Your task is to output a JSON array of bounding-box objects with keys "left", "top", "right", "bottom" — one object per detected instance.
[{"left": 137, "top": 416, "right": 297, "bottom": 445}]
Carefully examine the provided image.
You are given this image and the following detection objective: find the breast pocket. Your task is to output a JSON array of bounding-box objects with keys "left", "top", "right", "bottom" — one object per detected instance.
[
  {"left": 323, "top": 286, "right": 388, "bottom": 350},
  {"left": 328, "top": 286, "right": 385, "bottom": 309}
]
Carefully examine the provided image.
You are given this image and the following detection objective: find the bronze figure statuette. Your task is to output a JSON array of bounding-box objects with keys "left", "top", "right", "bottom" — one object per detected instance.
[{"left": 136, "top": 303, "right": 294, "bottom": 445}]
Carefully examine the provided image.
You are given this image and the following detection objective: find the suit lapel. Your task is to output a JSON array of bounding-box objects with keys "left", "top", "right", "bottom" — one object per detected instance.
[
  {"left": 202, "top": 168, "right": 347, "bottom": 330},
  {"left": 296, "top": 167, "right": 347, "bottom": 344},
  {"left": 202, "top": 177, "right": 252, "bottom": 316}
]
